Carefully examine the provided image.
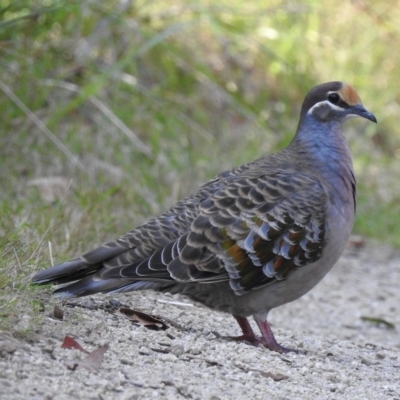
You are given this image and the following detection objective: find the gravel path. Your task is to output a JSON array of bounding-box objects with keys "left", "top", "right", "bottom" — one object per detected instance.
[{"left": 1, "top": 241, "right": 400, "bottom": 400}]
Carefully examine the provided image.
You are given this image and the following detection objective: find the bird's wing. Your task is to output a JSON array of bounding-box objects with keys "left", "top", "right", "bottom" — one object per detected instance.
[{"left": 99, "top": 170, "right": 328, "bottom": 295}]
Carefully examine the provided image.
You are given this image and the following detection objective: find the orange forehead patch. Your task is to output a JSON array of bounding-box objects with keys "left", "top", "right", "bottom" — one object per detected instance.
[{"left": 338, "top": 84, "right": 362, "bottom": 105}]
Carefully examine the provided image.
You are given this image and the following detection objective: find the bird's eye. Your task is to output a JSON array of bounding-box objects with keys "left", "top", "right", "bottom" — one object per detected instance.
[{"left": 328, "top": 93, "right": 340, "bottom": 104}]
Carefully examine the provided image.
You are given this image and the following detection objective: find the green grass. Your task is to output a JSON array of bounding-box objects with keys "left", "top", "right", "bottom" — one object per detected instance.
[{"left": 1, "top": 0, "right": 400, "bottom": 333}]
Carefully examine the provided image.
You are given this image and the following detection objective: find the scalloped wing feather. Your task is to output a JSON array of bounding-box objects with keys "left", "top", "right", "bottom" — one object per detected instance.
[{"left": 178, "top": 171, "right": 327, "bottom": 294}]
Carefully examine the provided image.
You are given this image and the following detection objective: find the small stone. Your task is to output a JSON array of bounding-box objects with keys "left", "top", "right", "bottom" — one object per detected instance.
[
  {"left": 170, "top": 342, "right": 185, "bottom": 357},
  {"left": 376, "top": 352, "right": 385, "bottom": 360},
  {"left": 0, "top": 341, "right": 17, "bottom": 355}
]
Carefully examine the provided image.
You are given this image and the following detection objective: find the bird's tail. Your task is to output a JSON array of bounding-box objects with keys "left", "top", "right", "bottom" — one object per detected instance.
[
  {"left": 32, "top": 258, "right": 101, "bottom": 285},
  {"left": 32, "top": 257, "right": 169, "bottom": 299}
]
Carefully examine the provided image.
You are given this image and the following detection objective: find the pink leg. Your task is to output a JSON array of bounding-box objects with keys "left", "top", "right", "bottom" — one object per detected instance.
[
  {"left": 254, "top": 317, "right": 296, "bottom": 353},
  {"left": 231, "top": 315, "right": 258, "bottom": 343},
  {"left": 232, "top": 315, "right": 300, "bottom": 353}
]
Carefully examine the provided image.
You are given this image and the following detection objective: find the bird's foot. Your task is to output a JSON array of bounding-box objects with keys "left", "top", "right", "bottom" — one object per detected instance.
[
  {"left": 254, "top": 317, "right": 305, "bottom": 354},
  {"left": 229, "top": 333, "right": 259, "bottom": 344},
  {"left": 231, "top": 315, "right": 259, "bottom": 344},
  {"left": 232, "top": 315, "right": 305, "bottom": 354},
  {"left": 228, "top": 334, "right": 302, "bottom": 353},
  {"left": 256, "top": 337, "right": 302, "bottom": 354}
]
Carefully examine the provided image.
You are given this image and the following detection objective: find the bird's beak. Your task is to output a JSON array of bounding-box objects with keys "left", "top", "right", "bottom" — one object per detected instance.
[{"left": 350, "top": 104, "right": 377, "bottom": 123}]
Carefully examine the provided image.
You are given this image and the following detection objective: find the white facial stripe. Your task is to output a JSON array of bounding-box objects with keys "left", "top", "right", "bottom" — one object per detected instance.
[
  {"left": 307, "top": 100, "right": 344, "bottom": 116},
  {"left": 343, "top": 114, "right": 358, "bottom": 120}
]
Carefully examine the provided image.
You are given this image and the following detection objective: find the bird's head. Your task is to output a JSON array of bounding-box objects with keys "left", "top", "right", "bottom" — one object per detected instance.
[{"left": 300, "top": 81, "right": 377, "bottom": 124}]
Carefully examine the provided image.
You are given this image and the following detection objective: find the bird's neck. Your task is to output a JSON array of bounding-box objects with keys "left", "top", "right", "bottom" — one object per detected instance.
[
  {"left": 290, "top": 118, "right": 353, "bottom": 172},
  {"left": 289, "top": 118, "right": 356, "bottom": 210}
]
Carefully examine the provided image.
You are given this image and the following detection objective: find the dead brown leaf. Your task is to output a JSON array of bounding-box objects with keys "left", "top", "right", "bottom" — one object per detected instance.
[
  {"left": 116, "top": 307, "right": 168, "bottom": 330},
  {"left": 61, "top": 336, "right": 109, "bottom": 371},
  {"left": 61, "top": 335, "right": 89, "bottom": 354},
  {"left": 76, "top": 344, "right": 109, "bottom": 371}
]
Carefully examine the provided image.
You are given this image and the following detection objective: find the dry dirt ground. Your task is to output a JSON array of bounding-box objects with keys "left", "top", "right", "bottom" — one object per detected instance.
[{"left": 1, "top": 240, "right": 400, "bottom": 400}]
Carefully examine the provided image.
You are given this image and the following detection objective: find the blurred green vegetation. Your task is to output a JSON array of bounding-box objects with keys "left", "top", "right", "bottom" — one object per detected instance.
[{"left": 1, "top": 0, "right": 399, "bottom": 331}]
